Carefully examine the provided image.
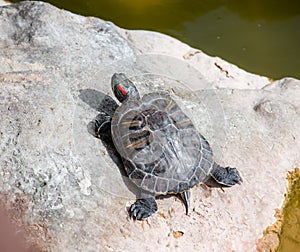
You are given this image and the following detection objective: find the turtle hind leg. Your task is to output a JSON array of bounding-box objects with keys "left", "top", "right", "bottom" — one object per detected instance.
[
  {"left": 205, "top": 162, "right": 243, "bottom": 188},
  {"left": 129, "top": 195, "right": 158, "bottom": 220}
]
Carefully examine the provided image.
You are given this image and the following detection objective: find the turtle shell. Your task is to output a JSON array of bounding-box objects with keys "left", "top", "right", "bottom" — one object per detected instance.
[{"left": 111, "top": 92, "right": 214, "bottom": 195}]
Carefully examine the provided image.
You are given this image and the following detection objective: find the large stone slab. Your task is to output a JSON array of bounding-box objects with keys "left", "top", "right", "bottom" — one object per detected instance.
[{"left": 0, "top": 1, "right": 299, "bottom": 251}]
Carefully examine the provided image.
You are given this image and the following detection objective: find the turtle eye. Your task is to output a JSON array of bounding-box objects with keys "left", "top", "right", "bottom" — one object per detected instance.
[{"left": 117, "top": 84, "right": 128, "bottom": 96}]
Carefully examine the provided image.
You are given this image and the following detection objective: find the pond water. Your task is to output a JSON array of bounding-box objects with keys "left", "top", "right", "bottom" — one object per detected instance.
[{"left": 11, "top": 0, "right": 300, "bottom": 79}]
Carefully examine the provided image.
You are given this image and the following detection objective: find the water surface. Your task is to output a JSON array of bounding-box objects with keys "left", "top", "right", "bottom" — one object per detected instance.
[{"left": 11, "top": 0, "right": 300, "bottom": 79}]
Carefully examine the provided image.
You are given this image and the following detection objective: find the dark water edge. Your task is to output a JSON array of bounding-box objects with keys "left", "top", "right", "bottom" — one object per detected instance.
[{"left": 9, "top": 0, "right": 300, "bottom": 79}]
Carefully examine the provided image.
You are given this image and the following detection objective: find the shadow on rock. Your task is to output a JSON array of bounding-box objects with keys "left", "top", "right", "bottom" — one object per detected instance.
[{"left": 78, "top": 88, "right": 140, "bottom": 196}]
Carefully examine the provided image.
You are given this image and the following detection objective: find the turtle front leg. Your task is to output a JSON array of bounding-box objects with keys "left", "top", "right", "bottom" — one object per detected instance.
[
  {"left": 94, "top": 113, "right": 112, "bottom": 138},
  {"left": 129, "top": 194, "right": 158, "bottom": 220}
]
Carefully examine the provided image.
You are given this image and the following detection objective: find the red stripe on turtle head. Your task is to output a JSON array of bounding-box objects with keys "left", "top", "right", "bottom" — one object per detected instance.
[{"left": 117, "top": 84, "right": 127, "bottom": 96}]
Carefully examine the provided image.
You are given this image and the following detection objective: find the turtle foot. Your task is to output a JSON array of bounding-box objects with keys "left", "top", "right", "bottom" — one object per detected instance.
[
  {"left": 206, "top": 163, "right": 243, "bottom": 188},
  {"left": 95, "top": 113, "right": 111, "bottom": 134},
  {"left": 129, "top": 198, "right": 158, "bottom": 220},
  {"left": 222, "top": 167, "right": 243, "bottom": 186}
]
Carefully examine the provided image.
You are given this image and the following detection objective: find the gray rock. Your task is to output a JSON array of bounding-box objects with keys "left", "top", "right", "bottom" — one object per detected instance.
[
  {"left": 0, "top": 1, "right": 299, "bottom": 251},
  {"left": 0, "top": 0, "right": 7, "bottom": 6}
]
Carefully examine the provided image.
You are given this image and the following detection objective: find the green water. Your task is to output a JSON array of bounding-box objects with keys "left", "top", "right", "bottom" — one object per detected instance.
[{"left": 11, "top": 0, "right": 300, "bottom": 79}]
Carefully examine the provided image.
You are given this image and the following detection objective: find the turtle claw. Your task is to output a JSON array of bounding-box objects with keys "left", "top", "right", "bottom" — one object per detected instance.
[{"left": 129, "top": 198, "right": 158, "bottom": 220}]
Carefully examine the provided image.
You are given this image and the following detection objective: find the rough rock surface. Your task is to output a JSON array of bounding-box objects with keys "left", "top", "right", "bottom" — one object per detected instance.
[
  {"left": 0, "top": 1, "right": 299, "bottom": 251},
  {"left": 0, "top": 0, "right": 7, "bottom": 7}
]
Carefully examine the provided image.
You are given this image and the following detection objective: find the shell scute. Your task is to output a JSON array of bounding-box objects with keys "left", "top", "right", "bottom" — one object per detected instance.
[
  {"left": 178, "top": 182, "right": 190, "bottom": 192},
  {"left": 155, "top": 178, "right": 169, "bottom": 194},
  {"left": 168, "top": 180, "right": 180, "bottom": 194},
  {"left": 141, "top": 174, "right": 157, "bottom": 192},
  {"left": 129, "top": 169, "right": 146, "bottom": 185}
]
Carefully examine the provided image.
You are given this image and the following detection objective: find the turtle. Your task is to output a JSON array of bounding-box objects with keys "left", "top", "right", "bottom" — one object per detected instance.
[{"left": 96, "top": 73, "right": 242, "bottom": 220}]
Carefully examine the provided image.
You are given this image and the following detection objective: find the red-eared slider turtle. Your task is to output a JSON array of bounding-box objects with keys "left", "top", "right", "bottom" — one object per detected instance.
[{"left": 96, "top": 73, "right": 242, "bottom": 220}]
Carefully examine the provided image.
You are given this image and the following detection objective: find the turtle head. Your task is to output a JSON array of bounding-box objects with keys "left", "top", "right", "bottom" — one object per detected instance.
[{"left": 111, "top": 73, "right": 140, "bottom": 103}]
